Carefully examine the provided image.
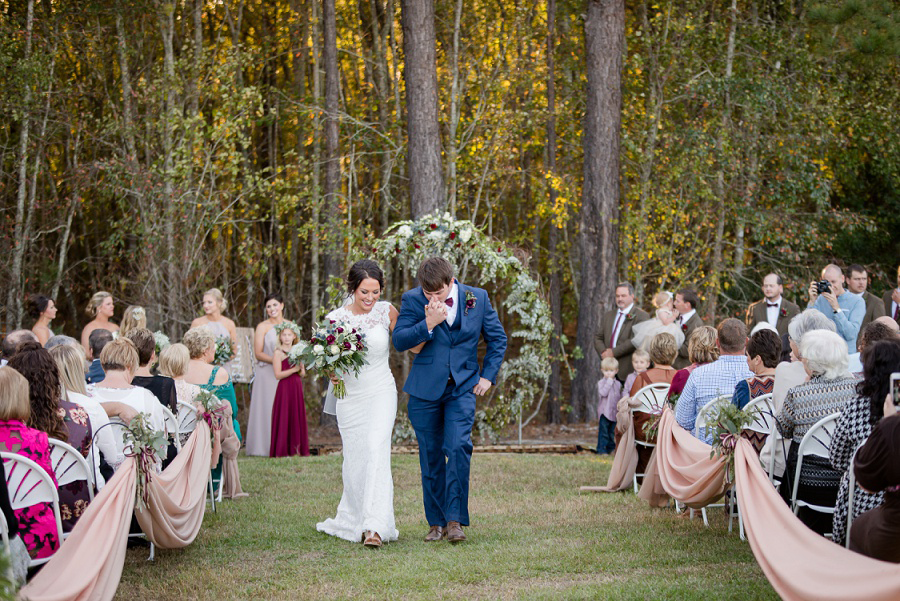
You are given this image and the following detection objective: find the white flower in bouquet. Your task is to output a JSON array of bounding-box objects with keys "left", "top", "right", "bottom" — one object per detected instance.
[
  {"left": 397, "top": 225, "right": 413, "bottom": 238},
  {"left": 313, "top": 344, "right": 325, "bottom": 355},
  {"left": 427, "top": 229, "right": 444, "bottom": 241},
  {"left": 328, "top": 344, "right": 340, "bottom": 356},
  {"left": 289, "top": 319, "right": 369, "bottom": 398},
  {"left": 460, "top": 226, "right": 473, "bottom": 243}
]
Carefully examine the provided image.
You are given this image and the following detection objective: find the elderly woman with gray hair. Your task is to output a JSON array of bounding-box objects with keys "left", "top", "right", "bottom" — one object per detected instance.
[
  {"left": 761, "top": 309, "right": 837, "bottom": 479},
  {"left": 775, "top": 329, "right": 857, "bottom": 535}
]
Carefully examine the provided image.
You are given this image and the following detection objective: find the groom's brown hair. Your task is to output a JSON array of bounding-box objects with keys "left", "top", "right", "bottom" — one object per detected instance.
[{"left": 418, "top": 257, "right": 454, "bottom": 292}]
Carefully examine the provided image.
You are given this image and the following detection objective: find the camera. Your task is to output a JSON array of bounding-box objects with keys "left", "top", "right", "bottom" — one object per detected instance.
[{"left": 816, "top": 280, "right": 831, "bottom": 295}]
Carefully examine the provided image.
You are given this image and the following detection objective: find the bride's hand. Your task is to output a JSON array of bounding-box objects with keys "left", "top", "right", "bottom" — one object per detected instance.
[{"left": 329, "top": 374, "right": 340, "bottom": 385}]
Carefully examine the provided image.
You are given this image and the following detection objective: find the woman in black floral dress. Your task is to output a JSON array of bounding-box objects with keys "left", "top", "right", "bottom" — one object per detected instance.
[{"left": 8, "top": 342, "right": 93, "bottom": 532}]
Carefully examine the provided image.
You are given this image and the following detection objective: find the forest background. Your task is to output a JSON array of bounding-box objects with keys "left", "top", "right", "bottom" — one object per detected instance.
[{"left": 1, "top": 0, "right": 898, "bottom": 425}]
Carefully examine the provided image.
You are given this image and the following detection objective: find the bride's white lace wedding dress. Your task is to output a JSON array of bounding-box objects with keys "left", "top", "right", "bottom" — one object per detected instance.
[{"left": 316, "top": 300, "right": 399, "bottom": 542}]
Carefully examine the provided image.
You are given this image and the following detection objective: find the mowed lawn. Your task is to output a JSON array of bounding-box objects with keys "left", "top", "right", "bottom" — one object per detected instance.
[{"left": 116, "top": 451, "right": 777, "bottom": 600}]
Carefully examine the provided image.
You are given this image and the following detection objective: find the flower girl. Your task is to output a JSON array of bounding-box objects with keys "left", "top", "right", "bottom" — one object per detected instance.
[{"left": 270, "top": 321, "right": 309, "bottom": 457}]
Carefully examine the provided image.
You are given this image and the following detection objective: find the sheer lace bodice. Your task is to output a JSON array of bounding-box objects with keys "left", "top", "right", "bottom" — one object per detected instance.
[{"left": 326, "top": 301, "right": 394, "bottom": 388}]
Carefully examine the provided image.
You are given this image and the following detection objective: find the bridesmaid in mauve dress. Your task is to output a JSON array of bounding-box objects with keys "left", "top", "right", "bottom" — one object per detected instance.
[
  {"left": 270, "top": 322, "right": 309, "bottom": 457},
  {"left": 246, "top": 293, "right": 286, "bottom": 456}
]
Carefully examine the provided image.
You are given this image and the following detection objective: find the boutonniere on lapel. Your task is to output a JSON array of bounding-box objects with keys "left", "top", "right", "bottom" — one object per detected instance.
[
  {"left": 626, "top": 311, "right": 636, "bottom": 321},
  {"left": 464, "top": 291, "right": 477, "bottom": 316},
  {"left": 681, "top": 322, "right": 688, "bottom": 333},
  {"left": 780, "top": 307, "right": 788, "bottom": 318}
]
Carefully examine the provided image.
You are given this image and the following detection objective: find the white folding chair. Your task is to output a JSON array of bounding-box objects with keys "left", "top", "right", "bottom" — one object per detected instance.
[
  {"left": 161, "top": 406, "right": 179, "bottom": 451},
  {"left": 690, "top": 395, "right": 732, "bottom": 527},
  {"left": 176, "top": 401, "right": 219, "bottom": 511},
  {"left": 728, "top": 393, "right": 775, "bottom": 540},
  {"left": 47, "top": 438, "right": 94, "bottom": 540},
  {"left": 844, "top": 438, "right": 868, "bottom": 549},
  {"left": 1, "top": 452, "right": 64, "bottom": 567},
  {"left": 630, "top": 383, "right": 670, "bottom": 493},
  {"left": 791, "top": 413, "right": 841, "bottom": 533}
]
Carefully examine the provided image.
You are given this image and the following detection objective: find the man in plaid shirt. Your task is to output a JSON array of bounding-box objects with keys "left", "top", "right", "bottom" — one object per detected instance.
[{"left": 675, "top": 318, "right": 753, "bottom": 443}]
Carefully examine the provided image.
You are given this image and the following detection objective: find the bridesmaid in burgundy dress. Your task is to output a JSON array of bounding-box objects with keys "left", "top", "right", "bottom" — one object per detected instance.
[{"left": 270, "top": 322, "right": 309, "bottom": 457}]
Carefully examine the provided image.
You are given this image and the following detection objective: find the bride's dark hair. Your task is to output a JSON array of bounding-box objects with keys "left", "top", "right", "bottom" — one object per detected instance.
[{"left": 347, "top": 260, "right": 384, "bottom": 295}]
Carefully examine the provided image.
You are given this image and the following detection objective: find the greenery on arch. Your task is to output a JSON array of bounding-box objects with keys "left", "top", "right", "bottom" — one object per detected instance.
[{"left": 372, "top": 212, "right": 553, "bottom": 442}]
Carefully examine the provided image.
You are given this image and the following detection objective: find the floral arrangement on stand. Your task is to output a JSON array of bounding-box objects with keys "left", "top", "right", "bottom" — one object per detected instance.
[
  {"left": 289, "top": 320, "right": 369, "bottom": 399},
  {"left": 706, "top": 402, "right": 761, "bottom": 483},
  {"left": 213, "top": 335, "right": 235, "bottom": 366},
  {"left": 123, "top": 414, "right": 168, "bottom": 510},
  {"left": 372, "top": 212, "right": 553, "bottom": 442}
]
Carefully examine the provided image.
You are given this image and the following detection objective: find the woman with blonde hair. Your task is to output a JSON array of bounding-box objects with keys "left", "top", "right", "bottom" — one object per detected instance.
[
  {"left": 668, "top": 325, "right": 719, "bottom": 400},
  {"left": 80, "top": 291, "right": 119, "bottom": 355},
  {"left": 49, "top": 344, "right": 124, "bottom": 488},
  {"left": 0, "top": 367, "right": 59, "bottom": 560},
  {"left": 119, "top": 305, "right": 147, "bottom": 338},
  {"left": 158, "top": 343, "right": 202, "bottom": 409},
  {"left": 190, "top": 288, "right": 238, "bottom": 372}
]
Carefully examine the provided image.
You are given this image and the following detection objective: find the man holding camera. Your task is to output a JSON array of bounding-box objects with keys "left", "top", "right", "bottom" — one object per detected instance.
[{"left": 808, "top": 264, "right": 865, "bottom": 350}]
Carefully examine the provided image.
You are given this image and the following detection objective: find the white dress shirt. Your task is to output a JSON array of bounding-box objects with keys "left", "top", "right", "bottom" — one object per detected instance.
[
  {"left": 766, "top": 297, "right": 782, "bottom": 326},
  {"left": 678, "top": 309, "right": 696, "bottom": 325},
  {"left": 445, "top": 282, "right": 460, "bottom": 327},
  {"left": 611, "top": 303, "right": 634, "bottom": 348}
]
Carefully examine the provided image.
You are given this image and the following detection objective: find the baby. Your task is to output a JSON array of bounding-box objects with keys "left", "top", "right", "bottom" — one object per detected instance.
[{"left": 596, "top": 357, "right": 623, "bottom": 454}]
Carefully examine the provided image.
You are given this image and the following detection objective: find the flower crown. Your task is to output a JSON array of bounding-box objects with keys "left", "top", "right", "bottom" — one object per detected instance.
[
  {"left": 274, "top": 321, "right": 303, "bottom": 339},
  {"left": 130, "top": 306, "right": 145, "bottom": 318}
]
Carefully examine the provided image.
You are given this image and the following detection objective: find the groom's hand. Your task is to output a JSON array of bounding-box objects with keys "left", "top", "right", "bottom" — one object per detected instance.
[
  {"left": 474, "top": 378, "right": 492, "bottom": 396},
  {"left": 424, "top": 300, "right": 448, "bottom": 330}
]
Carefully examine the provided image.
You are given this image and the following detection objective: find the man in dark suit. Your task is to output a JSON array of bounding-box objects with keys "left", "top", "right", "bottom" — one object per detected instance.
[
  {"left": 673, "top": 289, "right": 704, "bottom": 369},
  {"left": 594, "top": 282, "right": 650, "bottom": 381},
  {"left": 846, "top": 264, "right": 886, "bottom": 337},
  {"left": 745, "top": 273, "right": 801, "bottom": 338},
  {"left": 884, "top": 265, "right": 900, "bottom": 323}
]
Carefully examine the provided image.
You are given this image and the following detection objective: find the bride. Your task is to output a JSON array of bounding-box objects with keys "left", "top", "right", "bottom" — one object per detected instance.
[
  {"left": 316, "top": 260, "right": 413, "bottom": 548},
  {"left": 631, "top": 290, "right": 685, "bottom": 351}
]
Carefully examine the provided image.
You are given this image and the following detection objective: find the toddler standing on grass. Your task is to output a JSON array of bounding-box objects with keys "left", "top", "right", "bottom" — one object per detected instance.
[{"left": 596, "top": 357, "right": 622, "bottom": 454}]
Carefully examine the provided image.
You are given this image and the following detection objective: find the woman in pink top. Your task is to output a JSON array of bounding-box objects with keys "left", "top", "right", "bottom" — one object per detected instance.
[{"left": 0, "top": 367, "right": 60, "bottom": 560}]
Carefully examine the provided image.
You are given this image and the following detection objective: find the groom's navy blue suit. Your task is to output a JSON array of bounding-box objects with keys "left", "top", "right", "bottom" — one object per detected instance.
[{"left": 393, "top": 280, "right": 507, "bottom": 527}]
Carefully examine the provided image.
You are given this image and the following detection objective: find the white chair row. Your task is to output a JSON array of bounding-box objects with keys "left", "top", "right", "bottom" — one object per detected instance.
[{"left": 630, "top": 383, "right": 671, "bottom": 493}]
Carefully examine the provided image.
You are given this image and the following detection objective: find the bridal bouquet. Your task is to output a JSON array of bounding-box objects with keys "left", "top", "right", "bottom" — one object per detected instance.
[
  {"left": 213, "top": 335, "right": 235, "bottom": 365},
  {"left": 289, "top": 319, "right": 368, "bottom": 399}
]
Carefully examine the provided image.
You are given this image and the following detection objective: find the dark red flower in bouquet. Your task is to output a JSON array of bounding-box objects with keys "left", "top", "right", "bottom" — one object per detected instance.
[
  {"left": 450, "top": 232, "right": 457, "bottom": 240},
  {"left": 430, "top": 223, "right": 437, "bottom": 229},
  {"left": 414, "top": 243, "right": 421, "bottom": 249},
  {"left": 356, "top": 334, "right": 362, "bottom": 340},
  {"left": 336, "top": 327, "right": 344, "bottom": 333},
  {"left": 395, "top": 247, "right": 401, "bottom": 253},
  {"left": 326, "top": 335, "right": 336, "bottom": 344},
  {"left": 343, "top": 341, "right": 352, "bottom": 350},
  {"left": 329, "top": 320, "right": 336, "bottom": 324},
  {"left": 309, "top": 338, "right": 317, "bottom": 345},
  {"left": 356, "top": 343, "right": 364, "bottom": 350},
  {"left": 351, "top": 329, "right": 356, "bottom": 334}
]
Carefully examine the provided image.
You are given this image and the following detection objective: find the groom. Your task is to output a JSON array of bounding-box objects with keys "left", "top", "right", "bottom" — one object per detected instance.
[{"left": 393, "top": 257, "right": 507, "bottom": 543}]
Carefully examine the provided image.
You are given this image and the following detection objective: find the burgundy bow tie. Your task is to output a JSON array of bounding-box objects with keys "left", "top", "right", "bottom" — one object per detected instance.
[
  {"left": 444, "top": 298, "right": 454, "bottom": 308},
  {"left": 767, "top": 303, "right": 779, "bottom": 308}
]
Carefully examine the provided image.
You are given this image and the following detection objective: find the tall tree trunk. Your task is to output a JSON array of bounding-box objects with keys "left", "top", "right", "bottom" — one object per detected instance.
[
  {"left": 400, "top": 0, "right": 443, "bottom": 218},
  {"left": 7, "top": 0, "right": 34, "bottom": 330},
  {"left": 323, "top": 0, "right": 342, "bottom": 281},
  {"left": 157, "top": 0, "right": 178, "bottom": 330},
  {"left": 115, "top": 11, "right": 137, "bottom": 160},
  {"left": 446, "top": 0, "right": 463, "bottom": 215},
  {"left": 545, "top": 0, "right": 562, "bottom": 425},
  {"left": 708, "top": 0, "right": 737, "bottom": 321},
  {"left": 572, "top": 0, "right": 624, "bottom": 423},
  {"left": 310, "top": 0, "right": 322, "bottom": 326},
  {"left": 368, "top": 0, "right": 394, "bottom": 233}
]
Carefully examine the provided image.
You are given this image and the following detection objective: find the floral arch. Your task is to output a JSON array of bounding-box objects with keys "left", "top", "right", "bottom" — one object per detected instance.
[{"left": 372, "top": 212, "right": 553, "bottom": 441}]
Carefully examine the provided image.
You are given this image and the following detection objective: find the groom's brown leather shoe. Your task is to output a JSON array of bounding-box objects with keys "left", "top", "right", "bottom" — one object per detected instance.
[
  {"left": 446, "top": 521, "right": 466, "bottom": 543},
  {"left": 424, "top": 525, "right": 445, "bottom": 542}
]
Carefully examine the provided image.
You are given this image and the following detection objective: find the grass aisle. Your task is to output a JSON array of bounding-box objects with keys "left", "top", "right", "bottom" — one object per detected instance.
[{"left": 118, "top": 452, "right": 777, "bottom": 600}]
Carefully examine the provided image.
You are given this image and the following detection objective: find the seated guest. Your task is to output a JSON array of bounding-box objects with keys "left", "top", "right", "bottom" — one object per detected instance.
[
  {"left": 762, "top": 309, "right": 837, "bottom": 479},
  {"left": 0, "top": 460, "right": 30, "bottom": 585},
  {"left": 1, "top": 329, "right": 38, "bottom": 367},
  {"left": 183, "top": 326, "right": 241, "bottom": 440},
  {"left": 675, "top": 318, "right": 753, "bottom": 442},
  {"left": 44, "top": 334, "right": 79, "bottom": 350},
  {"left": 125, "top": 328, "right": 177, "bottom": 412},
  {"left": 745, "top": 273, "right": 801, "bottom": 338},
  {"left": 775, "top": 330, "right": 856, "bottom": 535},
  {"left": 91, "top": 338, "right": 166, "bottom": 467},
  {"left": 874, "top": 315, "right": 899, "bottom": 332},
  {"left": 617, "top": 333, "right": 679, "bottom": 474},
  {"left": 849, "top": 320, "right": 900, "bottom": 374},
  {"left": 733, "top": 329, "right": 781, "bottom": 409},
  {"left": 806, "top": 264, "right": 864, "bottom": 350},
  {"left": 8, "top": 342, "right": 94, "bottom": 532},
  {"left": 158, "top": 344, "right": 201, "bottom": 446},
  {"left": 0, "top": 367, "right": 60, "bottom": 560},
  {"left": 849, "top": 403, "right": 900, "bottom": 562},
  {"left": 830, "top": 338, "right": 900, "bottom": 546},
  {"left": 86, "top": 328, "right": 113, "bottom": 385},
  {"left": 49, "top": 344, "right": 125, "bottom": 488},
  {"left": 668, "top": 326, "right": 719, "bottom": 401}
]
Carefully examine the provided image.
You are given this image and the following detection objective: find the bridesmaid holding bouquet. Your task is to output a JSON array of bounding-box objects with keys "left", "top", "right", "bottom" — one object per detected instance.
[{"left": 270, "top": 321, "right": 309, "bottom": 457}]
